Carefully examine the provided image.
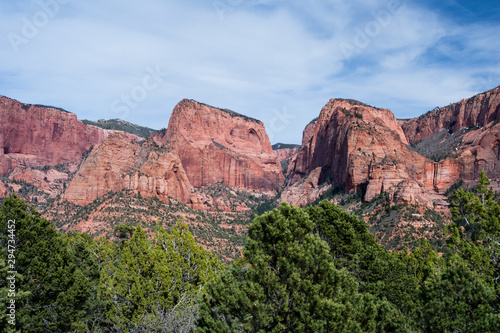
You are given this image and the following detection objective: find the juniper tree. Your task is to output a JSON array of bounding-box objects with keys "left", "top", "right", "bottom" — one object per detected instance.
[
  {"left": 0, "top": 194, "right": 95, "bottom": 331},
  {"left": 197, "top": 202, "right": 402, "bottom": 332},
  {"left": 99, "top": 221, "right": 220, "bottom": 332}
]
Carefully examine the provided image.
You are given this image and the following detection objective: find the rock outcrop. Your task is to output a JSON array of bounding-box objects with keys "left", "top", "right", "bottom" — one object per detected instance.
[
  {"left": 8, "top": 167, "right": 69, "bottom": 196},
  {"left": 455, "top": 122, "right": 500, "bottom": 181},
  {"left": 302, "top": 118, "right": 318, "bottom": 147},
  {"left": 283, "top": 99, "right": 460, "bottom": 208},
  {"left": 401, "top": 86, "right": 500, "bottom": 183},
  {"left": 401, "top": 86, "right": 500, "bottom": 143},
  {"left": 64, "top": 133, "right": 192, "bottom": 206},
  {"left": 152, "top": 99, "right": 284, "bottom": 193},
  {"left": 272, "top": 144, "right": 300, "bottom": 163},
  {"left": 274, "top": 148, "right": 299, "bottom": 162},
  {"left": 0, "top": 95, "right": 140, "bottom": 176},
  {"left": 0, "top": 180, "right": 7, "bottom": 198}
]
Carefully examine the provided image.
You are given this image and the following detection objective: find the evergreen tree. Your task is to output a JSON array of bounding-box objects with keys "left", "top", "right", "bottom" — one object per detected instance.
[
  {"left": 0, "top": 194, "right": 95, "bottom": 332},
  {"left": 420, "top": 255, "right": 499, "bottom": 332},
  {"left": 198, "top": 202, "right": 402, "bottom": 332},
  {"left": 100, "top": 221, "right": 220, "bottom": 332},
  {"left": 307, "top": 200, "right": 420, "bottom": 329},
  {"left": 447, "top": 170, "right": 500, "bottom": 309}
]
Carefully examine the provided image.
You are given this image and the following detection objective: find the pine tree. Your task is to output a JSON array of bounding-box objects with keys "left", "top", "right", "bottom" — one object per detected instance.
[
  {"left": 307, "top": 200, "right": 420, "bottom": 329},
  {"left": 446, "top": 170, "right": 500, "bottom": 316},
  {"left": 99, "top": 221, "right": 220, "bottom": 331},
  {"left": 420, "top": 255, "right": 499, "bottom": 332},
  {"left": 198, "top": 202, "right": 403, "bottom": 332},
  {"left": 0, "top": 194, "right": 95, "bottom": 331}
]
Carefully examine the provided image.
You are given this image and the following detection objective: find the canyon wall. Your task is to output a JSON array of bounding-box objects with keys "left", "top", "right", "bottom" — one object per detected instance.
[
  {"left": 0, "top": 95, "right": 139, "bottom": 176},
  {"left": 64, "top": 133, "right": 192, "bottom": 206},
  {"left": 152, "top": 99, "right": 284, "bottom": 193}
]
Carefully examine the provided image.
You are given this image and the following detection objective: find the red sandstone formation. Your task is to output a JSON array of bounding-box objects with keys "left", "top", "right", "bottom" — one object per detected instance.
[
  {"left": 455, "top": 122, "right": 500, "bottom": 182},
  {"left": 8, "top": 167, "right": 69, "bottom": 196},
  {"left": 400, "top": 86, "right": 500, "bottom": 184},
  {"left": 64, "top": 133, "right": 192, "bottom": 206},
  {"left": 152, "top": 99, "right": 284, "bottom": 193},
  {"left": 273, "top": 147, "right": 300, "bottom": 162},
  {"left": 401, "top": 86, "right": 500, "bottom": 143},
  {"left": 0, "top": 180, "right": 7, "bottom": 198},
  {"left": 283, "top": 99, "right": 460, "bottom": 208},
  {"left": 0, "top": 95, "right": 140, "bottom": 176},
  {"left": 302, "top": 118, "right": 318, "bottom": 147}
]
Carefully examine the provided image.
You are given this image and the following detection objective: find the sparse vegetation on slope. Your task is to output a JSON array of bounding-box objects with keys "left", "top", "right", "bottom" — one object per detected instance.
[{"left": 81, "top": 118, "right": 157, "bottom": 138}]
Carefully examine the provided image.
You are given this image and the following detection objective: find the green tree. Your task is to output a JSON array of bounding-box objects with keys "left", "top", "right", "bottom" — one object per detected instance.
[
  {"left": 198, "top": 202, "right": 402, "bottom": 332},
  {"left": 447, "top": 170, "right": 500, "bottom": 305},
  {"left": 100, "top": 221, "right": 220, "bottom": 331},
  {"left": 307, "top": 200, "right": 420, "bottom": 329},
  {"left": 420, "top": 255, "right": 499, "bottom": 332},
  {"left": 0, "top": 194, "right": 95, "bottom": 332}
]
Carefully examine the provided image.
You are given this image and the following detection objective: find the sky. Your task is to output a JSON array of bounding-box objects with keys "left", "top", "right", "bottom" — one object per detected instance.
[{"left": 0, "top": 0, "right": 499, "bottom": 144}]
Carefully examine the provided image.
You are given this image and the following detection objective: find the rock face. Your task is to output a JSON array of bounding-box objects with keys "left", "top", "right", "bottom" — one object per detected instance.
[
  {"left": 302, "top": 118, "right": 318, "bottom": 147},
  {"left": 280, "top": 167, "right": 332, "bottom": 207},
  {"left": 401, "top": 86, "right": 500, "bottom": 143},
  {"left": 64, "top": 133, "right": 192, "bottom": 206},
  {"left": 9, "top": 167, "right": 69, "bottom": 196},
  {"left": 401, "top": 86, "right": 500, "bottom": 183},
  {"left": 283, "top": 99, "right": 460, "bottom": 208},
  {"left": 455, "top": 122, "right": 500, "bottom": 182},
  {"left": 0, "top": 180, "right": 7, "bottom": 198},
  {"left": 0, "top": 95, "right": 141, "bottom": 176},
  {"left": 273, "top": 146, "right": 300, "bottom": 163},
  {"left": 152, "top": 99, "right": 284, "bottom": 193}
]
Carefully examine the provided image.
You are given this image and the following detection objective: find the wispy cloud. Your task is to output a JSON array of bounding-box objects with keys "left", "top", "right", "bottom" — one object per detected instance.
[{"left": 0, "top": 0, "right": 498, "bottom": 144}]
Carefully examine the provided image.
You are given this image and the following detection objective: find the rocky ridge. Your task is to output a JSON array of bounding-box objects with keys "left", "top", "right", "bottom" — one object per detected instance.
[
  {"left": 401, "top": 86, "right": 500, "bottom": 143},
  {"left": 282, "top": 99, "right": 456, "bottom": 208},
  {"left": 0, "top": 95, "right": 141, "bottom": 177},
  {"left": 63, "top": 133, "right": 192, "bottom": 206},
  {"left": 152, "top": 99, "right": 284, "bottom": 193}
]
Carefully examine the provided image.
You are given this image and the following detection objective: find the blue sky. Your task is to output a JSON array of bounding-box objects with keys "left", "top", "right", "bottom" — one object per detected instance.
[{"left": 0, "top": 0, "right": 499, "bottom": 144}]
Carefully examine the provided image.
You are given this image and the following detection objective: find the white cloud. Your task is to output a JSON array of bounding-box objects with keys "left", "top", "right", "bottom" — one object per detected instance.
[{"left": 0, "top": 0, "right": 498, "bottom": 144}]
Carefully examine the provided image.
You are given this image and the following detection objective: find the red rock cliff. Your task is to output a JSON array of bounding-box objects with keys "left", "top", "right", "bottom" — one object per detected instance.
[
  {"left": 401, "top": 86, "right": 500, "bottom": 144},
  {"left": 401, "top": 86, "right": 500, "bottom": 183},
  {"left": 64, "top": 132, "right": 192, "bottom": 206},
  {"left": 273, "top": 146, "right": 300, "bottom": 163},
  {"left": 283, "top": 99, "right": 459, "bottom": 207},
  {"left": 0, "top": 95, "right": 139, "bottom": 176},
  {"left": 152, "top": 99, "right": 284, "bottom": 192}
]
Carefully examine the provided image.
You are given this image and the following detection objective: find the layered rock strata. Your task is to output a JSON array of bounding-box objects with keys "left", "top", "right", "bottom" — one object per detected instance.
[{"left": 152, "top": 99, "right": 284, "bottom": 193}]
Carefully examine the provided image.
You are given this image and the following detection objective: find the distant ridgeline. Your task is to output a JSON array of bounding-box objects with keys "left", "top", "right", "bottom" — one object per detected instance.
[{"left": 82, "top": 118, "right": 156, "bottom": 138}]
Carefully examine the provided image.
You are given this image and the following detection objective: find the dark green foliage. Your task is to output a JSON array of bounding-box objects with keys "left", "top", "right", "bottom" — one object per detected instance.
[
  {"left": 198, "top": 202, "right": 404, "bottom": 332},
  {"left": 446, "top": 170, "right": 500, "bottom": 311},
  {"left": 271, "top": 143, "right": 301, "bottom": 150},
  {"left": 114, "top": 223, "right": 135, "bottom": 240},
  {"left": 0, "top": 195, "right": 98, "bottom": 331},
  {"left": 81, "top": 119, "right": 156, "bottom": 138},
  {"left": 307, "top": 201, "right": 420, "bottom": 328},
  {"left": 420, "top": 256, "right": 498, "bottom": 332},
  {"left": 99, "top": 221, "right": 221, "bottom": 331}
]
